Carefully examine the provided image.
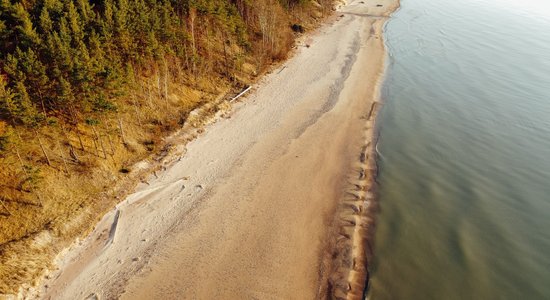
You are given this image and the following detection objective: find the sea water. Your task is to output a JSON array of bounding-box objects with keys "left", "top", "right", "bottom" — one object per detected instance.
[{"left": 368, "top": 0, "right": 550, "bottom": 298}]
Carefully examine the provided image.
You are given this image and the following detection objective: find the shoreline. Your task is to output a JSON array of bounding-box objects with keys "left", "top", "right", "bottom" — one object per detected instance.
[
  {"left": 318, "top": 1, "right": 399, "bottom": 298},
  {"left": 32, "top": 1, "right": 399, "bottom": 299}
]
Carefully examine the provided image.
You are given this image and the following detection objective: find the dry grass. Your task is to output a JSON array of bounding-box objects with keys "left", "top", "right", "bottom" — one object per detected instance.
[{"left": 0, "top": 72, "right": 233, "bottom": 295}]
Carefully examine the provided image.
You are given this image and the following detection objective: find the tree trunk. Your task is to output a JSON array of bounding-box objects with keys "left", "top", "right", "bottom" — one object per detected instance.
[
  {"left": 222, "top": 31, "right": 231, "bottom": 79},
  {"left": 14, "top": 146, "right": 42, "bottom": 207},
  {"left": 90, "top": 126, "right": 100, "bottom": 157},
  {"left": 70, "top": 147, "right": 79, "bottom": 162},
  {"left": 39, "top": 93, "right": 47, "bottom": 117},
  {"left": 91, "top": 125, "right": 107, "bottom": 159},
  {"left": 36, "top": 192, "right": 44, "bottom": 207},
  {"left": 61, "top": 124, "right": 79, "bottom": 162},
  {"left": 69, "top": 105, "right": 85, "bottom": 151},
  {"left": 35, "top": 131, "right": 52, "bottom": 166},
  {"left": 164, "top": 59, "right": 169, "bottom": 104},
  {"left": 118, "top": 115, "right": 126, "bottom": 145},
  {"left": 57, "top": 140, "right": 69, "bottom": 174},
  {"left": 75, "top": 128, "right": 85, "bottom": 151},
  {"left": 131, "top": 93, "right": 142, "bottom": 128},
  {"left": 189, "top": 8, "right": 197, "bottom": 79},
  {"left": 147, "top": 82, "right": 154, "bottom": 108},
  {"left": 107, "top": 130, "right": 115, "bottom": 155},
  {"left": 14, "top": 146, "right": 28, "bottom": 179},
  {"left": 157, "top": 69, "right": 162, "bottom": 100},
  {"left": 0, "top": 196, "right": 12, "bottom": 216},
  {"left": 101, "top": 116, "right": 115, "bottom": 155}
]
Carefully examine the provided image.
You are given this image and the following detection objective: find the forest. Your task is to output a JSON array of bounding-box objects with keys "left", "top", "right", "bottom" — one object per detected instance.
[{"left": 0, "top": 0, "right": 332, "bottom": 294}]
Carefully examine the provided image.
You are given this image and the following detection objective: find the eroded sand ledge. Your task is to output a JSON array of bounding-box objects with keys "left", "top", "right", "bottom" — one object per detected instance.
[{"left": 40, "top": 0, "right": 398, "bottom": 299}]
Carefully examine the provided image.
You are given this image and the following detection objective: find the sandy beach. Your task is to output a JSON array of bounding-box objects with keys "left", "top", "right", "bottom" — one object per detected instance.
[{"left": 40, "top": 0, "right": 398, "bottom": 299}]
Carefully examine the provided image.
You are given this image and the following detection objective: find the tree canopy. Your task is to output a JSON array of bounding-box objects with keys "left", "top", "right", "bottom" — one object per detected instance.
[{"left": 0, "top": 0, "right": 261, "bottom": 127}]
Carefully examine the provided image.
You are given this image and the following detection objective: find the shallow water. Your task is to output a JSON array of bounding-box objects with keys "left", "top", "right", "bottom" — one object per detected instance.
[{"left": 368, "top": 0, "right": 550, "bottom": 299}]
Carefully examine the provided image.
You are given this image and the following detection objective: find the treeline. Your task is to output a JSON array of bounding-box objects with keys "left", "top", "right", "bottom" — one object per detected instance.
[
  {"left": 0, "top": 0, "right": 295, "bottom": 128},
  {"left": 0, "top": 0, "right": 328, "bottom": 199}
]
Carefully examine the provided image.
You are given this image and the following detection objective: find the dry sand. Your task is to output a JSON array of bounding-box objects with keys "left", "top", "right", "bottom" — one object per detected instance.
[{"left": 40, "top": 0, "right": 398, "bottom": 299}]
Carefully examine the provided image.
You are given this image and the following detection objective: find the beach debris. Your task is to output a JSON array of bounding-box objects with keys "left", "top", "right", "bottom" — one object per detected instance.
[
  {"left": 230, "top": 86, "right": 252, "bottom": 103},
  {"left": 291, "top": 24, "right": 305, "bottom": 33},
  {"left": 104, "top": 210, "right": 121, "bottom": 248}
]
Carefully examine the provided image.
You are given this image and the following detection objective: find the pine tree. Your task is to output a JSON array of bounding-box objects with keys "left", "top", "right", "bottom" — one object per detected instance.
[
  {"left": 38, "top": 7, "right": 53, "bottom": 34},
  {"left": 11, "top": 2, "right": 40, "bottom": 49},
  {"left": 0, "top": 76, "right": 17, "bottom": 123},
  {"left": 15, "top": 48, "right": 50, "bottom": 116},
  {"left": 13, "top": 82, "right": 40, "bottom": 127},
  {"left": 76, "top": 0, "right": 94, "bottom": 25}
]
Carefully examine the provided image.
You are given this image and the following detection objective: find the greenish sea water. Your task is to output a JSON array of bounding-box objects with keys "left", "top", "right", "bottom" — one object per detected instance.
[{"left": 368, "top": 0, "right": 550, "bottom": 299}]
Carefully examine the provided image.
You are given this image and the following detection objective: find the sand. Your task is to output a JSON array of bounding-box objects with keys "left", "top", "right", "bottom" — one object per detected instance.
[{"left": 40, "top": 1, "right": 398, "bottom": 299}]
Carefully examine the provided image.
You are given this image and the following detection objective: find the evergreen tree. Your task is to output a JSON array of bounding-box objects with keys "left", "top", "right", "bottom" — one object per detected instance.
[
  {"left": 11, "top": 2, "right": 40, "bottom": 49},
  {"left": 38, "top": 6, "right": 53, "bottom": 34},
  {"left": 0, "top": 0, "right": 319, "bottom": 127}
]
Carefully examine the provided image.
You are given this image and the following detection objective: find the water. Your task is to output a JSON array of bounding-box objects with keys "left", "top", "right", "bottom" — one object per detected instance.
[{"left": 368, "top": 0, "right": 550, "bottom": 299}]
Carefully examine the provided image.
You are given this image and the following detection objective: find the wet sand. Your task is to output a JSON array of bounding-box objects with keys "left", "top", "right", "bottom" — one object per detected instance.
[{"left": 42, "top": 0, "right": 398, "bottom": 299}]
